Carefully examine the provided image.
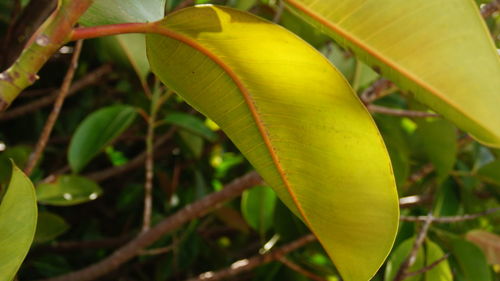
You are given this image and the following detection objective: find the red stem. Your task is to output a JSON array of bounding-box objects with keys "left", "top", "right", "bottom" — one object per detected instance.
[{"left": 70, "top": 22, "right": 154, "bottom": 40}]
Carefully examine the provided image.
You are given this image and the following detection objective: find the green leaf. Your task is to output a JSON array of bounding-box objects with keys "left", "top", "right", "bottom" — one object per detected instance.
[
  {"left": 79, "top": 0, "right": 166, "bottom": 26},
  {"left": 34, "top": 212, "right": 70, "bottom": 244},
  {"left": 97, "top": 34, "right": 150, "bottom": 85},
  {"left": 284, "top": 0, "right": 500, "bottom": 147},
  {"left": 0, "top": 145, "right": 31, "bottom": 184},
  {"left": 146, "top": 6, "right": 398, "bottom": 281},
  {"left": 165, "top": 112, "right": 218, "bottom": 142},
  {"left": 68, "top": 105, "right": 137, "bottom": 173},
  {"left": 466, "top": 230, "right": 500, "bottom": 265},
  {"left": 477, "top": 159, "right": 500, "bottom": 186},
  {"left": 425, "top": 240, "right": 452, "bottom": 281},
  {"left": 451, "top": 238, "right": 492, "bottom": 281},
  {"left": 0, "top": 162, "right": 37, "bottom": 281},
  {"left": 413, "top": 119, "right": 457, "bottom": 181},
  {"left": 36, "top": 175, "right": 102, "bottom": 206},
  {"left": 384, "top": 237, "right": 424, "bottom": 281},
  {"left": 241, "top": 185, "right": 277, "bottom": 236}
]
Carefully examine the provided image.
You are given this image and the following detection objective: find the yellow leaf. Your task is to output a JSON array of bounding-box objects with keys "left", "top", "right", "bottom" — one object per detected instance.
[{"left": 146, "top": 6, "right": 399, "bottom": 281}]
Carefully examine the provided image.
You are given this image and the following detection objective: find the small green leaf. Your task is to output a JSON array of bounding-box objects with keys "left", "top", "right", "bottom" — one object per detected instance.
[
  {"left": 178, "top": 130, "right": 204, "bottom": 159},
  {"left": 165, "top": 112, "right": 218, "bottom": 142},
  {"left": 34, "top": 212, "right": 69, "bottom": 244},
  {"left": 451, "top": 238, "right": 492, "bottom": 281},
  {"left": 425, "top": 240, "right": 452, "bottom": 281},
  {"left": 0, "top": 145, "right": 31, "bottom": 184},
  {"left": 384, "top": 237, "right": 424, "bottom": 281},
  {"left": 241, "top": 185, "right": 277, "bottom": 236},
  {"left": 477, "top": 159, "right": 500, "bottom": 186},
  {"left": 68, "top": 105, "right": 137, "bottom": 173},
  {"left": 413, "top": 119, "right": 457, "bottom": 181},
  {"left": 0, "top": 162, "right": 37, "bottom": 281},
  {"left": 36, "top": 175, "right": 102, "bottom": 206}
]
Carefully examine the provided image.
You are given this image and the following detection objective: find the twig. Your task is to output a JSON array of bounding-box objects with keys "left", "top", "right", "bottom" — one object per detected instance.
[
  {"left": 0, "top": 0, "right": 57, "bottom": 68},
  {"left": 481, "top": 0, "right": 500, "bottom": 18},
  {"left": 393, "top": 213, "right": 433, "bottom": 281},
  {"left": 401, "top": 207, "right": 500, "bottom": 223},
  {"left": 142, "top": 85, "right": 165, "bottom": 232},
  {"left": 367, "top": 104, "right": 439, "bottom": 118},
  {"left": 86, "top": 127, "right": 176, "bottom": 182},
  {"left": 0, "top": 0, "right": 93, "bottom": 111},
  {"left": 39, "top": 171, "right": 263, "bottom": 281},
  {"left": 279, "top": 257, "right": 327, "bottom": 281},
  {"left": 37, "top": 235, "right": 132, "bottom": 252},
  {"left": 360, "top": 78, "right": 394, "bottom": 104},
  {"left": 140, "top": 245, "right": 174, "bottom": 256},
  {"left": 404, "top": 253, "right": 450, "bottom": 278},
  {"left": 0, "top": 64, "right": 112, "bottom": 121},
  {"left": 404, "top": 163, "right": 435, "bottom": 188},
  {"left": 24, "top": 40, "right": 83, "bottom": 176},
  {"left": 273, "top": 0, "right": 285, "bottom": 23},
  {"left": 186, "top": 234, "right": 317, "bottom": 281}
]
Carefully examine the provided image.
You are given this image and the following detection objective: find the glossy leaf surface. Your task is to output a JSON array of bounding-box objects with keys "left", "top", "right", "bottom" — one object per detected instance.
[
  {"left": 68, "top": 105, "right": 137, "bottom": 173},
  {"left": 284, "top": 0, "right": 500, "bottom": 147},
  {"left": 34, "top": 212, "right": 70, "bottom": 244},
  {"left": 425, "top": 240, "right": 452, "bottom": 281},
  {"left": 0, "top": 163, "right": 37, "bottom": 281},
  {"left": 451, "top": 238, "right": 492, "bottom": 281},
  {"left": 36, "top": 175, "right": 102, "bottom": 206},
  {"left": 241, "top": 185, "right": 277, "bottom": 236},
  {"left": 384, "top": 237, "right": 424, "bottom": 281},
  {"left": 146, "top": 6, "right": 398, "bottom": 281},
  {"left": 165, "top": 112, "right": 218, "bottom": 142},
  {"left": 80, "top": 0, "right": 166, "bottom": 26}
]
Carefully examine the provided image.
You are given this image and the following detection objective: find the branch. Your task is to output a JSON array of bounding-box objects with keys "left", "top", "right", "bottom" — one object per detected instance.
[
  {"left": 0, "top": 64, "right": 111, "bottom": 121},
  {"left": 0, "top": 0, "right": 93, "bottom": 111},
  {"left": 481, "top": 0, "right": 500, "bottom": 18},
  {"left": 38, "top": 171, "right": 263, "bottom": 281},
  {"left": 393, "top": 214, "right": 433, "bottom": 281},
  {"left": 401, "top": 207, "right": 500, "bottom": 223},
  {"left": 24, "top": 39, "right": 83, "bottom": 175},
  {"left": 85, "top": 127, "right": 176, "bottom": 182},
  {"left": 367, "top": 104, "right": 439, "bottom": 118},
  {"left": 185, "top": 234, "right": 317, "bottom": 281},
  {"left": 0, "top": 0, "right": 57, "bottom": 68},
  {"left": 279, "top": 257, "right": 327, "bottom": 281},
  {"left": 404, "top": 253, "right": 450, "bottom": 278},
  {"left": 360, "top": 78, "right": 394, "bottom": 104}
]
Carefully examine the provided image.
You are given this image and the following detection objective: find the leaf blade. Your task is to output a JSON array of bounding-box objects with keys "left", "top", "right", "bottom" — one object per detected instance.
[
  {"left": 0, "top": 162, "right": 37, "bottom": 281},
  {"left": 284, "top": 0, "right": 500, "bottom": 147},
  {"left": 146, "top": 6, "right": 399, "bottom": 281}
]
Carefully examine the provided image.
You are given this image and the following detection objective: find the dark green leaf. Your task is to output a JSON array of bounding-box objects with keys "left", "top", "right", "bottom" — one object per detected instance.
[
  {"left": 165, "top": 113, "right": 218, "bottom": 142},
  {"left": 0, "top": 162, "right": 37, "bottom": 281},
  {"left": 68, "top": 105, "right": 137, "bottom": 173},
  {"left": 34, "top": 212, "right": 70, "bottom": 244},
  {"left": 241, "top": 185, "right": 277, "bottom": 236},
  {"left": 451, "top": 238, "right": 492, "bottom": 281},
  {"left": 36, "top": 175, "right": 102, "bottom": 206}
]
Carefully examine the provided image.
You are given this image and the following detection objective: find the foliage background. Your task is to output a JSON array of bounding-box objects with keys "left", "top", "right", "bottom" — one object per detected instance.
[{"left": 0, "top": 0, "right": 499, "bottom": 280}]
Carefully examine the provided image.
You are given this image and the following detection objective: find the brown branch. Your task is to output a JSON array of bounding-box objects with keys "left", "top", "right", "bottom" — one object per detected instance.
[
  {"left": 86, "top": 127, "right": 176, "bottom": 182},
  {"left": 0, "top": 0, "right": 57, "bottom": 69},
  {"left": 367, "top": 104, "right": 440, "bottom": 118},
  {"left": 404, "top": 163, "right": 435, "bottom": 188},
  {"left": 279, "top": 257, "right": 327, "bottom": 281},
  {"left": 401, "top": 207, "right": 500, "bottom": 223},
  {"left": 0, "top": 0, "right": 93, "bottom": 111},
  {"left": 393, "top": 214, "right": 433, "bottom": 281},
  {"left": 273, "top": 0, "right": 285, "bottom": 23},
  {"left": 0, "top": 64, "right": 112, "bottom": 121},
  {"left": 39, "top": 171, "right": 263, "bottom": 281},
  {"left": 24, "top": 40, "right": 83, "bottom": 176},
  {"left": 186, "top": 234, "right": 317, "bottom": 281},
  {"left": 404, "top": 253, "right": 450, "bottom": 278},
  {"left": 360, "top": 78, "right": 394, "bottom": 104},
  {"left": 481, "top": 0, "right": 500, "bottom": 18}
]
